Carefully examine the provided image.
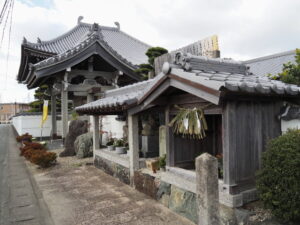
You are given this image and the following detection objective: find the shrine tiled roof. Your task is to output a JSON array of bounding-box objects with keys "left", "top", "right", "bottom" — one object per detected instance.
[
  {"left": 23, "top": 22, "right": 150, "bottom": 67},
  {"left": 244, "top": 50, "right": 296, "bottom": 77},
  {"left": 76, "top": 53, "right": 300, "bottom": 115},
  {"left": 75, "top": 78, "right": 155, "bottom": 114},
  {"left": 168, "top": 53, "right": 300, "bottom": 95}
]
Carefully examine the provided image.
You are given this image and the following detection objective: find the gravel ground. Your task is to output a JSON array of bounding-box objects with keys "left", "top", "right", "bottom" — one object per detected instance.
[
  {"left": 29, "top": 149, "right": 93, "bottom": 173},
  {"left": 26, "top": 149, "right": 195, "bottom": 225}
]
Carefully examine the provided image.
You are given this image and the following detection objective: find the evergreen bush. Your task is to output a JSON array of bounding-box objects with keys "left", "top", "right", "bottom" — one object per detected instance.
[
  {"left": 16, "top": 133, "right": 32, "bottom": 143},
  {"left": 256, "top": 129, "right": 300, "bottom": 223},
  {"left": 30, "top": 151, "right": 57, "bottom": 168}
]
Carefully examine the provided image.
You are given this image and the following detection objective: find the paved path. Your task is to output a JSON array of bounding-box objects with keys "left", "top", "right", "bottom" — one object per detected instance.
[
  {"left": 30, "top": 150, "right": 195, "bottom": 225},
  {"left": 0, "top": 125, "right": 53, "bottom": 225}
]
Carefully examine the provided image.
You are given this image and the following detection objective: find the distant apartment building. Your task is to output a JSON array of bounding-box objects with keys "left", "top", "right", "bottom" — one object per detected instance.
[{"left": 0, "top": 103, "right": 31, "bottom": 124}]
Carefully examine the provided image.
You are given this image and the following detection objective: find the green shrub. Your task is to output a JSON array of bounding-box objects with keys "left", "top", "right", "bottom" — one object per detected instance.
[
  {"left": 106, "top": 138, "right": 116, "bottom": 146},
  {"left": 159, "top": 154, "right": 166, "bottom": 169},
  {"left": 19, "top": 141, "right": 45, "bottom": 157},
  {"left": 256, "top": 129, "right": 300, "bottom": 223},
  {"left": 114, "top": 139, "right": 125, "bottom": 147},
  {"left": 24, "top": 149, "right": 46, "bottom": 161},
  {"left": 16, "top": 133, "right": 32, "bottom": 143},
  {"left": 30, "top": 151, "right": 57, "bottom": 168}
]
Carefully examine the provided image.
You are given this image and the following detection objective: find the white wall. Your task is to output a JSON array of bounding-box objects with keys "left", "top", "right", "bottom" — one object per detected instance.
[
  {"left": 12, "top": 114, "right": 125, "bottom": 140},
  {"left": 281, "top": 119, "right": 300, "bottom": 133},
  {"left": 12, "top": 115, "right": 62, "bottom": 137},
  {"left": 101, "top": 115, "right": 126, "bottom": 144}
]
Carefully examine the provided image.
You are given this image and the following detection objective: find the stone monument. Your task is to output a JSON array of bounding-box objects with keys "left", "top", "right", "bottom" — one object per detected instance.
[{"left": 60, "top": 120, "right": 88, "bottom": 157}]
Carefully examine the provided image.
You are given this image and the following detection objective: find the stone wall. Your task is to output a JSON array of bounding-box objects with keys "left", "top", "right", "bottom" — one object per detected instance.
[
  {"left": 95, "top": 166, "right": 252, "bottom": 225},
  {"left": 94, "top": 155, "right": 130, "bottom": 185},
  {"left": 133, "top": 171, "right": 198, "bottom": 224}
]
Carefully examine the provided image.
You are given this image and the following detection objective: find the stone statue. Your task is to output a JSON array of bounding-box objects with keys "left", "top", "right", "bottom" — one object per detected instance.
[
  {"left": 60, "top": 120, "right": 88, "bottom": 157},
  {"left": 141, "top": 115, "right": 158, "bottom": 136},
  {"left": 74, "top": 132, "right": 93, "bottom": 158}
]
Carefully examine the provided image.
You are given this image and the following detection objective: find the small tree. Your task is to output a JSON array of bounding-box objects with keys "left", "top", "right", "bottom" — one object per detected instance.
[
  {"left": 135, "top": 47, "right": 168, "bottom": 79},
  {"left": 28, "top": 84, "right": 72, "bottom": 113},
  {"left": 146, "top": 47, "right": 168, "bottom": 65},
  {"left": 270, "top": 49, "right": 300, "bottom": 85},
  {"left": 256, "top": 129, "right": 300, "bottom": 223},
  {"left": 28, "top": 85, "right": 50, "bottom": 112}
]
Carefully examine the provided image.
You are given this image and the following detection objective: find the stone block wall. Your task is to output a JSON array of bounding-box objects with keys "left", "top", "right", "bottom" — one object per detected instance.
[
  {"left": 133, "top": 171, "right": 198, "bottom": 224},
  {"left": 94, "top": 155, "right": 130, "bottom": 185}
]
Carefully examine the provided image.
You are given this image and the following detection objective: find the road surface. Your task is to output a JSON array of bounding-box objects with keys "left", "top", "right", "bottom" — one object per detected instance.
[{"left": 0, "top": 125, "right": 53, "bottom": 225}]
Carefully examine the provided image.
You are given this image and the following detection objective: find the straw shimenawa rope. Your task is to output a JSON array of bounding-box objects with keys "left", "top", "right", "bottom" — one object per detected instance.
[{"left": 168, "top": 104, "right": 211, "bottom": 139}]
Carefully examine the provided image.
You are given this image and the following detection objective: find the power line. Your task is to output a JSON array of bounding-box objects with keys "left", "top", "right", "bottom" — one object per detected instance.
[
  {"left": 0, "top": 0, "right": 12, "bottom": 51},
  {"left": 0, "top": 0, "right": 9, "bottom": 25},
  {"left": 4, "top": 0, "right": 13, "bottom": 90}
]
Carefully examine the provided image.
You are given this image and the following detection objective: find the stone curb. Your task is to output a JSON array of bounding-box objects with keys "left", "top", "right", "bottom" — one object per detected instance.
[{"left": 24, "top": 161, "right": 55, "bottom": 225}]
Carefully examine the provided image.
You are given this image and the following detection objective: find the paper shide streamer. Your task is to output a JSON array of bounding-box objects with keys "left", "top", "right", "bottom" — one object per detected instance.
[{"left": 168, "top": 104, "right": 211, "bottom": 140}]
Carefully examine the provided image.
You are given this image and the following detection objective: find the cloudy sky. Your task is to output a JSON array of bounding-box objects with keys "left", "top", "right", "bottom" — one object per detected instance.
[{"left": 0, "top": 0, "right": 299, "bottom": 103}]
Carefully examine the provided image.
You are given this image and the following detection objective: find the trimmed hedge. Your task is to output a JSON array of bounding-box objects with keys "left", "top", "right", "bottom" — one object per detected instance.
[
  {"left": 30, "top": 151, "right": 57, "bottom": 168},
  {"left": 256, "top": 129, "right": 300, "bottom": 223},
  {"left": 16, "top": 133, "right": 32, "bottom": 143},
  {"left": 19, "top": 139, "right": 56, "bottom": 168}
]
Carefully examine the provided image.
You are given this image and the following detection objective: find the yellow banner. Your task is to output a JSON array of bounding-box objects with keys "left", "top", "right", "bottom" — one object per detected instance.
[{"left": 41, "top": 100, "right": 48, "bottom": 127}]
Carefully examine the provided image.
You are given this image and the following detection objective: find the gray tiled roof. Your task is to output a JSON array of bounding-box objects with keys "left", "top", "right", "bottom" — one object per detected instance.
[
  {"left": 172, "top": 53, "right": 300, "bottom": 95},
  {"left": 244, "top": 50, "right": 296, "bottom": 77},
  {"left": 172, "top": 68, "right": 299, "bottom": 95},
  {"left": 24, "top": 22, "right": 151, "bottom": 68},
  {"left": 76, "top": 53, "right": 300, "bottom": 114},
  {"left": 25, "top": 23, "right": 91, "bottom": 53},
  {"left": 75, "top": 78, "right": 155, "bottom": 113}
]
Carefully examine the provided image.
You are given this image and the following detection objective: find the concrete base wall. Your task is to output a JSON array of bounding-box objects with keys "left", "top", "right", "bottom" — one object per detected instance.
[
  {"left": 93, "top": 157, "right": 253, "bottom": 224},
  {"left": 12, "top": 115, "right": 62, "bottom": 137},
  {"left": 94, "top": 155, "right": 130, "bottom": 185},
  {"left": 133, "top": 170, "right": 198, "bottom": 223}
]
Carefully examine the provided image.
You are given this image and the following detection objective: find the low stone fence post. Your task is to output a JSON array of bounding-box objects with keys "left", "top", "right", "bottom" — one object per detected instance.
[{"left": 196, "top": 153, "right": 220, "bottom": 225}]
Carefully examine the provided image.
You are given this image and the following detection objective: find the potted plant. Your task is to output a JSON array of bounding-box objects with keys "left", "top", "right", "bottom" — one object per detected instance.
[
  {"left": 159, "top": 154, "right": 166, "bottom": 171},
  {"left": 123, "top": 141, "right": 130, "bottom": 156},
  {"left": 106, "top": 138, "right": 115, "bottom": 151},
  {"left": 216, "top": 154, "right": 223, "bottom": 179},
  {"left": 114, "top": 139, "right": 126, "bottom": 154}
]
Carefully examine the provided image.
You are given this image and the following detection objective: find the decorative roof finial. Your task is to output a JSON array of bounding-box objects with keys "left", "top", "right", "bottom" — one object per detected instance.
[
  {"left": 22, "top": 37, "right": 27, "bottom": 44},
  {"left": 114, "top": 22, "right": 120, "bottom": 30},
  {"left": 37, "top": 37, "right": 42, "bottom": 44},
  {"left": 92, "top": 23, "right": 99, "bottom": 31},
  {"left": 77, "top": 16, "right": 84, "bottom": 24}
]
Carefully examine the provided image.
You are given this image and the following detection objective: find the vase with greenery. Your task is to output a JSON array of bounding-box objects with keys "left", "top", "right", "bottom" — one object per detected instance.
[
  {"left": 106, "top": 138, "right": 115, "bottom": 151},
  {"left": 216, "top": 154, "right": 223, "bottom": 179},
  {"left": 114, "top": 139, "right": 126, "bottom": 154},
  {"left": 159, "top": 154, "right": 166, "bottom": 171}
]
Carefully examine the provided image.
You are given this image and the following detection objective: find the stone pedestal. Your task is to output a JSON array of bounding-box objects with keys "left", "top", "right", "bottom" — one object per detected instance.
[
  {"left": 159, "top": 125, "right": 167, "bottom": 157},
  {"left": 196, "top": 153, "right": 220, "bottom": 225},
  {"left": 141, "top": 135, "right": 159, "bottom": 158}
]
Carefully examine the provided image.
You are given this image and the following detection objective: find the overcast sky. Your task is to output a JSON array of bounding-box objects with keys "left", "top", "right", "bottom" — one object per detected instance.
[{"left": 0, "top": 0, "right": 299, "bottom": 103}]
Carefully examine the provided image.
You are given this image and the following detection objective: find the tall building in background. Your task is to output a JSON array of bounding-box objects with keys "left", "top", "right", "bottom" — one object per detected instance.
[{"left": 0, "top": 103, "right": 31, "bottom": 124}]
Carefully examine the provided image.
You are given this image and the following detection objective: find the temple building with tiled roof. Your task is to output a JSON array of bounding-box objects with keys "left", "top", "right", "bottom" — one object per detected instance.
[{"left": 17, "top": 16, "right": 152, "bottom": 139}]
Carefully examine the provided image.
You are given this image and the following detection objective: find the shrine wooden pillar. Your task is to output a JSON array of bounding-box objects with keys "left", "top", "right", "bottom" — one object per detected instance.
[
  {"left": 61, "top": 70, "right": 69, "bottom": 141},
  {"left": 50, "top": 88, "right": 57, "bottom": 137},
  {"left": 128, "top": 114, "right": 139, "bottom": 185}
]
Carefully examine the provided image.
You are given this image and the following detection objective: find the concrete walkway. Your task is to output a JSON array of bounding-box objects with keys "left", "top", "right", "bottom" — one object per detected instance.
[
  {"left": 0, "top": 125, "right": 53, "bottom": 225},
  {"left": 29, "top": 150, "right": 195, "bottom": 225}
]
